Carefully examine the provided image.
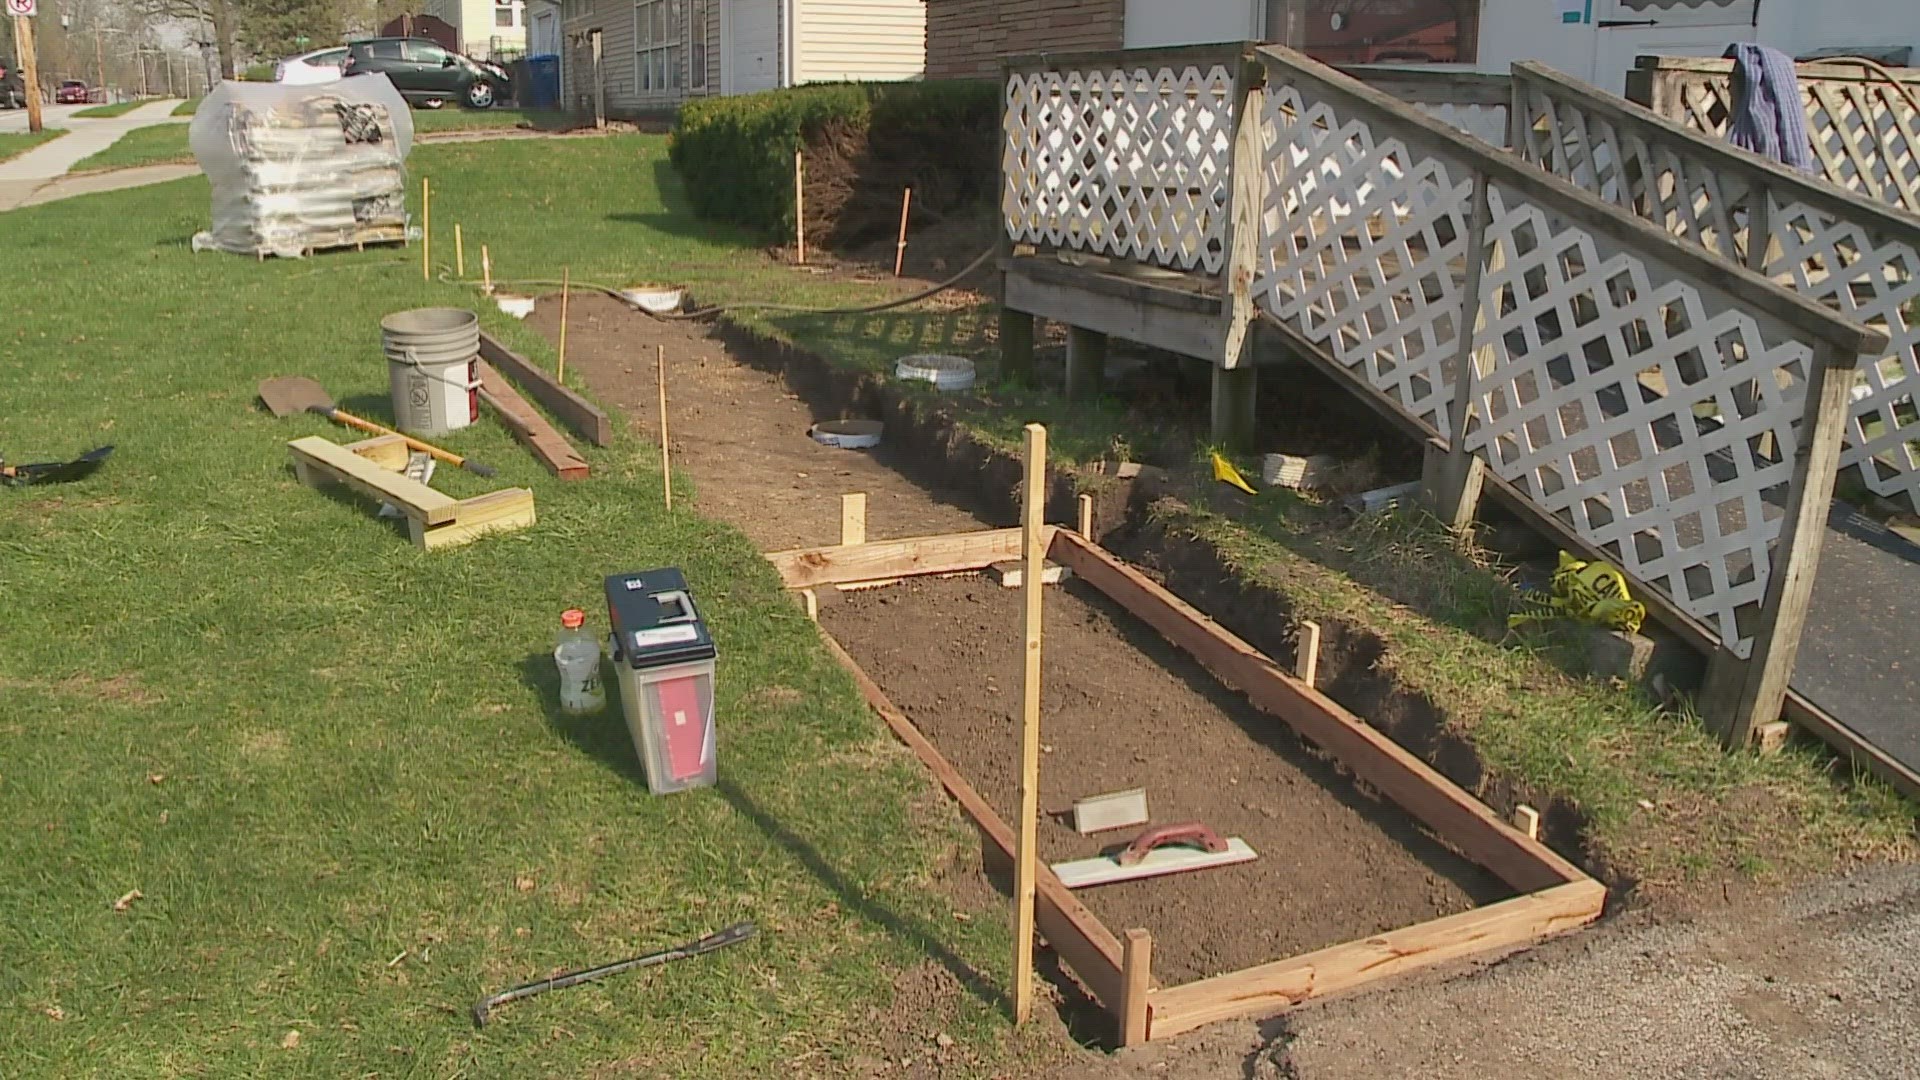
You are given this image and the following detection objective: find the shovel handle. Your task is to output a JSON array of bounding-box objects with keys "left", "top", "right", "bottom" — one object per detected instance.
[{"left": 314, "top": 407, "right": 497, "bottom": 478}]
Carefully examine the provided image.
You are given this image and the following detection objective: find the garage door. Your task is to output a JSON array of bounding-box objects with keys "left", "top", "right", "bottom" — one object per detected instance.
[{"left": 727, "top": 0, "right": 780, "bottom": 92}]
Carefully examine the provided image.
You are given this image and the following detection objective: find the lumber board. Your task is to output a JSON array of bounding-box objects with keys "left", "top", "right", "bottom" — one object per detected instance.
[
  {"left": 1120, "top": 929, "right": 1153, "bottom": 1048},
  {"left": 477, "top": 360, "right": 589, "bottom": 481},
  {"left": 408, "top": 487, "right": 536, "bottom": 550},
  {"left": 478, "top": 331, "right": 613, "bottom": 447},
  {"left": 1146, "top": 879, "right": 1605, "bottom": 1039},
  {"left": 765, "top": 527, "right": 1049, "bottom": 590},
  {"left": 816, "top": 631, "right": 1128, "bottom": 1008},
  {"left": 288, "top": 436, "right": 459, "bottom": 525},
  {"left": 1048, "top": 530, "right": 1583, "bottom": 895},
  {"left": 346, "top": 434, "right": 410, "bottom": 471}
]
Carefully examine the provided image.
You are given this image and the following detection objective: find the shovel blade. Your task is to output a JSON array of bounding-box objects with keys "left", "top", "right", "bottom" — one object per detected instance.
[{"left": 259, "top": 376, "right": 335, "bottom": 419}]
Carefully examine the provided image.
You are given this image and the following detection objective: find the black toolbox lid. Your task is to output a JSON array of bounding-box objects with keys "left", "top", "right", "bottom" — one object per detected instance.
[{"left": 604, "top": 568, "right": 717, "bottom": 669}]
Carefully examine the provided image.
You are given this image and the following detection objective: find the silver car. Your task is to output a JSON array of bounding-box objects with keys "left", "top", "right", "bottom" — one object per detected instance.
[{"left": 274, "top": 47, "right": 350, "bottom": 85}]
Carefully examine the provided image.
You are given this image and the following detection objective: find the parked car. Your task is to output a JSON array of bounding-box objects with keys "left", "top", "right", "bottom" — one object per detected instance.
[
  {"left": 55, "top": 80, "right": 90, "bottom": 105},
  {"left": 0, "top": 63, "right": 23, "bottom": 109},
  {"left": 275, "top": 46, "right": 350, "bottom": 85},
  {"left": 341, "top": 38, "right": 510, "bottom": 109}
]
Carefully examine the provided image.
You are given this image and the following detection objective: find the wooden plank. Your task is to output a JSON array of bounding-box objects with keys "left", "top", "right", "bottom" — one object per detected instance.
[
  {"left": 1709, "top": 343, "right": 1863, "bottom": 747},
  {"left": 1013, "top": 423, "right": 1047, "bottom": 1026},
  {"left": 477, "top": 360, "right": 590, "bottom": 481},
  {"left": 1147, "top": 879, "right": 1605, "bottom": 1039},
  {"left": 478, "top": 331, "right": 614, "bottom": 447},
  {"left": 1120, "top": 929, "right": 1153, "bottom": 1047},
  {"left": 841, "top": 493, "right": 866, "bottom": 547},
  {"left": 288, "top": 436, "right": 460, "bottom": 525},
  {"left": 1782, "top": 691, "right": 1920, "bottom": 803},
  {"left": 816, "top": 631, "right": 1129, "bottom": 1008},
  {"left": 346, "top": 434, "right": 410, "bottom": 471},
  {"left": 1053, "top": 838, "right": 1258, "bottom": 888},
  {"left": 1048, "top": 529, "right": 1584, "bottom": 895},
  {"left": 1004, "top": 264, "right": 1227, "bottom": 365},
  {"left": 764, "top": 528, "right": 1043, "bottom": 589},
  {"left": 408, "top": 488, "right": 536, "bottom": 550}
]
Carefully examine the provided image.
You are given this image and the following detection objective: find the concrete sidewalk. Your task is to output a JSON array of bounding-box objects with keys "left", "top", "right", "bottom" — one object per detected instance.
[{"left": 0, "top": 99, "right": 185, "bottom": 211}]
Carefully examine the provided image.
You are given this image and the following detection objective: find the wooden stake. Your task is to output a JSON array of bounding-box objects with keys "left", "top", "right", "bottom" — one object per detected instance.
[
  {"left": 841, "top": 493, "right": 867, "bottom": 547},
  {"left": 893, "top": 187, "right": 913, "bottom": 277},
  {"left": 1013, "top": 422, "right": 1047, "bottom": 1026},
  {"left": 420, "top": 177, "right": 431, "bottom": 282},
  {"left": 657, "top": 344, "right": 672, "bottom": 511},
  {"left": 794, "top": 149, "right": 807, "bottom": 265},
  {"left": 1077, "top": 493, "right": 1094, "bottom": 540},
  {"left": 801, "top": 588, "right": 818, "bottom": 622},
  {"left": 1120, "top": 928, "right": 1154, "bottom": 1046},
  {"left": 454, "top": 224, "right": 465, "bottom": 279},
  {"left": 1295, "top": 620, "right": 1321, "bottom": 687},
  {"left": 481, "top": 245, "right": 492, "bottom": 294},
  {"left": 556, "top": 267, "right": 571, "bottom": 383},
  {"left": 1512, "top": 804, "right": 1540, "bottom": 841}
]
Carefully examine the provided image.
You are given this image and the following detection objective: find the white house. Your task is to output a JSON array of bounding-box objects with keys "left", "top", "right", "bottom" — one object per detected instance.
[
  {"left": 423, "top": 0, "right": 531, "bottom": 59},
  {"left": 527, "top": 0, "right": 924, "bottom": 116},
  {"left": 1126, "top": 0, "right": 1918, "bottom": 97}
]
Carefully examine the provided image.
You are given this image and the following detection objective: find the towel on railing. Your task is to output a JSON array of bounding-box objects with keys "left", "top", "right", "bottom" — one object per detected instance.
[{"left": 1723, "top": 42, "right": 1819, "bottom": 173}]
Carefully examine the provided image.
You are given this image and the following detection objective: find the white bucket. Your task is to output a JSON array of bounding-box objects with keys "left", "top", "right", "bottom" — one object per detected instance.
[
  {"left": 382, "top": 308, "right": 481, "bottom": 437},
  {"left": 621, "top": 285, "right": 685, "bottom": 314},
  {"left": 895, "top": 354, "right": 976, "bottom": 392}
]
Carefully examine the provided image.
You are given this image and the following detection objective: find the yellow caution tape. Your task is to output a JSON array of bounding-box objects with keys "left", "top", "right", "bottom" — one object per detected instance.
[{"left": 1509, "top": 551, "right": 1646, "bottom": 635}]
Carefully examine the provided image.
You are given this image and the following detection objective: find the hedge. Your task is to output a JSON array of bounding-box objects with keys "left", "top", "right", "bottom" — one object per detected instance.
[{"left": 670, "top": 80, "right": 997, "bottom": 239}]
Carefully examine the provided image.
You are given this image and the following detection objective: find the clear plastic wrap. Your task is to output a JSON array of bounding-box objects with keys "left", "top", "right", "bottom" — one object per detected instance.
[{"left": 189, "top": 76, "right": 416, "bottom": 259}]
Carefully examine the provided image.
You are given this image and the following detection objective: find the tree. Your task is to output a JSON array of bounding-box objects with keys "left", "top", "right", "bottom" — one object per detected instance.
[{"left": 129, "top": 0, "right": 239, "bottom": 79}]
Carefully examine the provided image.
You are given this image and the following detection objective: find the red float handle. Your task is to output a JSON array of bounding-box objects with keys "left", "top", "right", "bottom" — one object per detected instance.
[{"left": 1117, "top": 822, "right": 1228, "bottom": 866}]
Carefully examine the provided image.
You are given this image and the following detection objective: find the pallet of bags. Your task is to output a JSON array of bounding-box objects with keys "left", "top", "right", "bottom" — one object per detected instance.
[{"left": 189, "top": 75, "right": 417, "bottom": 259}]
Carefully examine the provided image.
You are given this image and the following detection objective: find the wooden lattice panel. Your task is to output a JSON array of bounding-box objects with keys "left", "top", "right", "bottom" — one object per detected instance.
[
  {"left": 1516, "top": 71, "right": 1920, "bottom": 512},
  {"left": 1002, "top": 64, "right": 1237, "bottom": 274},
  {"left": 1255, "top": 75, "right": 1819, "bottom": 654},
  {"left": 1415, "top": 101, "right": 1511, "bottom": 149}
]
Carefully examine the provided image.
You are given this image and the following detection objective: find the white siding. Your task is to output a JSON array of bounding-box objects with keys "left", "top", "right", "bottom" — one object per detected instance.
[
  {"left": 727, "top": 0, "right": 783, "bottom": 91},
  {"left": 563, "top": 0, "right": 719, "bottom": 112},
  {"left": 794, "top": 0, "right": 925, "bottom": 84}
]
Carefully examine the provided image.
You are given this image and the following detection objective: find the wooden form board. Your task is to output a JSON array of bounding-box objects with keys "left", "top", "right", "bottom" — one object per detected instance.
[
  {"left": 288, "top": 435, "right": 536, "bottom": 550},
  {"left": 477, "top": 359, "right": 590, "bottom": 481},
  {"left": 478, "top": 331, "right": 614, "bottom": 447},
  {"left": 773, "top": 525, "right": 1604, "bottom": 1045}
]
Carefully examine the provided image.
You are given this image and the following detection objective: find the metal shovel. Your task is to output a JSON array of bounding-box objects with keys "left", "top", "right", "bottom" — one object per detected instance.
[{"left": 258, "top": 376, "right": 495, "bottom": 477}]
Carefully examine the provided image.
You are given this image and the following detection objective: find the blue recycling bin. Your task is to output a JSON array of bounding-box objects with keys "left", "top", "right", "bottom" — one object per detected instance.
[{"left": 525, "top": 55, "right": 561, "bottom": 111}]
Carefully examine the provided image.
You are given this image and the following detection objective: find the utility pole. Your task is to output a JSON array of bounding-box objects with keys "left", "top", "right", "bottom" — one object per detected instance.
[
  {"left": 12, "top": 13, "right": 42, "bottom": 134},
  {"left": 93, "top": 26, "right": 104, "bottom": 101}
]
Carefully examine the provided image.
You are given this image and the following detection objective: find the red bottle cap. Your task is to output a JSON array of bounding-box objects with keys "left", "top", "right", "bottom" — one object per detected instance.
[{"left": 560, "top": 609, "right": 586, "bottom": 630}]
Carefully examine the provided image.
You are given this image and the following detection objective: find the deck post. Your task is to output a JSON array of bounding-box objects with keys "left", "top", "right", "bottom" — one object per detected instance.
[
  {"left": 1210, "top": 366, "right": 1258, "bottom": 448},
  {"left": 1425, "top": 171, "right": 1496, "bottom": 534},
  {"left": 1066, "top": 326, "right": 1109, "bottom": 401},
  {"left": 1701, "top": 340, "right": 1861, "bottom": 747},
  {"left": 1000, "top": 308, "right": 1037, "bottom": 385}
]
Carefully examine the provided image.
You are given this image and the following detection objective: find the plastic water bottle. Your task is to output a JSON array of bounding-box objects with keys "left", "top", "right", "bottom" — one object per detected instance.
[{"left": 554, "top": 609, "right": 605, "bottom": 714}]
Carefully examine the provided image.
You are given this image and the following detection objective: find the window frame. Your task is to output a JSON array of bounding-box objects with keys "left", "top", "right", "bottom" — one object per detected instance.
[
  {"left": 632, "top": 0, "right": 685, "bottom": 95},
  {"left": 688, "top": 0, "right": 708, "bottom": 91}
]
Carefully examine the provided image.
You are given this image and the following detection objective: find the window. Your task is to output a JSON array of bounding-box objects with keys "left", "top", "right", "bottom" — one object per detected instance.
[
  {"left": 1269, "top": 1, "right": 1480, "bottom": 66},
  {"left": 688, "top": 0, "right": 708, "bottom": 90},
  {"left": 634, "top": 0, "right": 683, "bottom": 93},
  {"left": 404, "top": 40, "right": 451, "bottom": 64},
  {"left": 365, "top": 40, "right": 404, "bottom": 60},
  {"left": 496, "top": 0, "right": 518, "bottom": 27}
]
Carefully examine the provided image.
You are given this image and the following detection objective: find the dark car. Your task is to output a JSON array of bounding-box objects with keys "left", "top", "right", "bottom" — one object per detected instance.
[
  {"left": 342, "top": 38, "right": 509, "bottom": 109},
  {"left": 55, "top": 80, "right": 90, "bottom": 105}
]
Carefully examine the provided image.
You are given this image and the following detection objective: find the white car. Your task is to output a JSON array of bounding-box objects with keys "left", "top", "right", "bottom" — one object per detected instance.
[{"left": 275, "top": 47, "right": 349, "bottom": 85}]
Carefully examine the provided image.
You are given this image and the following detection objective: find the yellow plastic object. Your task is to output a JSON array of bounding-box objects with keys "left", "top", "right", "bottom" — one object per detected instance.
[
  {"left": 1211, "top": 452, "right": 1258, "bottom": 495},
  {"left": 1509, "top": 551, "right": 1647, "bottom": 635}
]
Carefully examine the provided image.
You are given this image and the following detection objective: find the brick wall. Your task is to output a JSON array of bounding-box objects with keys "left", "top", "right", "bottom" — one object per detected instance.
[{"left": 925, "top": 0, "right": 1124, "bottom": 80}]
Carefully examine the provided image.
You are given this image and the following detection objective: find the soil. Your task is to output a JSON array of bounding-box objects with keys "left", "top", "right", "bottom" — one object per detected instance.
[{"left": 817, "top": 574, "right": 1512, "bottom": 984}]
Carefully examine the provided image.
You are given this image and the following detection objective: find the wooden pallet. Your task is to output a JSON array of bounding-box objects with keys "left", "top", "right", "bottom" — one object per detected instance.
[
  {"left": 248, "top": 224, "right": 411, "bottom": 260},
  {"left": 288, "top": 434, "right": 535, "bottom": 550}
]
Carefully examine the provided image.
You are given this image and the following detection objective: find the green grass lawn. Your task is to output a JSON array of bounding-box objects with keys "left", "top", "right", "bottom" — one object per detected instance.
[
  {"left": 171, "top": 97, "right": 201, "bottom": 116},
  {"left": 68, "top": 123, "right": 192, "bottom": 173},
  {"left": 0, "top": 136, "right": 1057, "bottom": 1075},
  {"left": 0, "top": 128, "right": 65, "bottom": 164},
  {"left": 72, "top": 100, "right": 148, "bottom": 118},
  {"left": 412, "top": 106, "right": 546, "bottom": 133}
]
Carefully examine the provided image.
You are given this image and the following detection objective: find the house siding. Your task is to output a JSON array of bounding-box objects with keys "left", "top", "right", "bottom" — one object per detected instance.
[
  {"left": 924, "top": 0, "right": 1123, "bottom": 80},
  {"left": 794, "top": 0, "right": 925, "bottom": 83},
  {"left": 561, "top": 0, "right": 719, "bottom": 114}
]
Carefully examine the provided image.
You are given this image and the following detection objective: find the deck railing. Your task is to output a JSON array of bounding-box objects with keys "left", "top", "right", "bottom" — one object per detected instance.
[
  {"left": 1001, "top": 44, "right": 1887, "bottom": 740},
  {"left": 1628, "top": 55, "right": 1920, "bottom": 217},
  {"left": 1514, "top": 61, "right": 1920, "bottom": 515}
]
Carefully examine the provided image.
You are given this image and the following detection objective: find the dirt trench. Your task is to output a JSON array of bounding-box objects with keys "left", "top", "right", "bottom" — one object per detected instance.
[{"left": 535, "top": 293, "right": 1607, "bottom": 1069}]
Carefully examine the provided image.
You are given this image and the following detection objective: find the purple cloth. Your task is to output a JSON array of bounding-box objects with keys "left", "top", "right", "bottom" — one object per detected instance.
[{"left": 1723, "top": 43, "right": 1819, "bottom": 173}]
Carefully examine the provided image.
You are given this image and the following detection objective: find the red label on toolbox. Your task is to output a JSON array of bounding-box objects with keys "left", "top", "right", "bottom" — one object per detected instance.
[{"left": 657, "top": 676, "right": 708, "bottom": 781}]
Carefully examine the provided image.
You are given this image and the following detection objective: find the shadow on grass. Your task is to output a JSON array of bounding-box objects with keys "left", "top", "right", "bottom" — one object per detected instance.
[{"left": 521, "top": 651, "right": 1015, "bottom": 1022}]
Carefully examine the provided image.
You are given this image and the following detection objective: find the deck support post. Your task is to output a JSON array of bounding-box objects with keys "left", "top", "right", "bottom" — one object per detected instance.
[
  {"left": 1066, "top": 326, "right": 1109, "bottom": 401},
  {"left": 1210, "top": 366, "right": 1258, "bottom": 448},
  {"left": 1001, "top": 307, "right": 1036, "bottom": 386},
  {"left": 1425, "top": 171, "right": 1495, "bottom": 536},
  {"left": 1701, "top": 340, "right": 1861, "bottom": 747}
]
